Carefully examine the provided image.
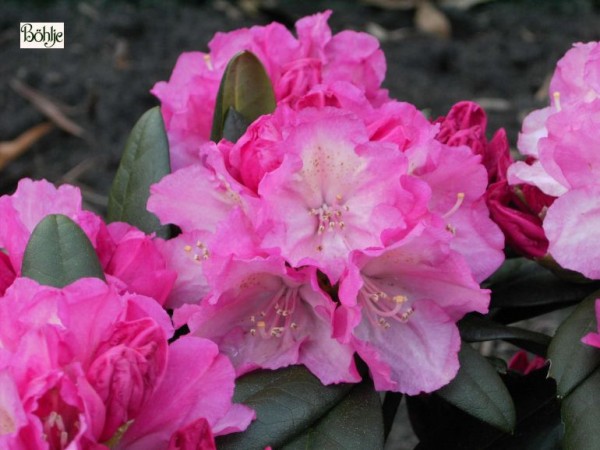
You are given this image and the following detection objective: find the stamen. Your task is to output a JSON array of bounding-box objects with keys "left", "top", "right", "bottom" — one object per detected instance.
[
  {"left": 203, "top": 54, "right": 213, "bottom": 70},
  {"left": 360, "top": 278, "right": 414, "bottom": 330},
  {"left": 443, "top": 192, "right": 465, "bottom": 218},
  {"left": 553, "top": 91, "right": 561, "bottom": 111},
  {"left": 184, "top": 245, "right": 192, "bottom": 252}
]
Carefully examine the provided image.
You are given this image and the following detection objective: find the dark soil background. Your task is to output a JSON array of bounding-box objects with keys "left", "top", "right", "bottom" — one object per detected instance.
[
  {"left": 2, "top": 0, "right": 600, "bottom": 214},
  {"left": 1, "top": 1, "right": 600, "bottom": 448}
]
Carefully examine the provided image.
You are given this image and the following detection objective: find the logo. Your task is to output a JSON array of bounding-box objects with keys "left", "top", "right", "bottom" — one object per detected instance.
[{"left": 20, "top": 23, "right": 64, "bottom": 49}]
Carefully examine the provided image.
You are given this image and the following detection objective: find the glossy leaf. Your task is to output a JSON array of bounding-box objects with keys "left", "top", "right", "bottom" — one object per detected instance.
[
  {"left": 282, "top": 380, "right": 384, "bottom": 450},
  {"left": 562, "top": 369, "right": 600, "bottom": 450},
  {"left": 107, "top": 107, "right": 171, "bottom": 238},
  {"left": 216, "top": 366, "right": 353, "bottom": 449},
  {"left": 210, "top": 51, "right": 276, "bottom": 142},
  {"left": 547, "top": 293, "right": 600, "bottom": 398},
  {"left": 409, "top": 367, "right": 561, "bottom": 449},
  {"left": 488, "top": 258, "right": 599, "bottom": 310},
  {"left": 437, "top": 343, "right": 516, "bottom": 433},
  {"left": 459, "top": 314, "right": 551, "bottom": 357},
  {"left": 21, "top": 214, "right": 105, "bottom": 287}
]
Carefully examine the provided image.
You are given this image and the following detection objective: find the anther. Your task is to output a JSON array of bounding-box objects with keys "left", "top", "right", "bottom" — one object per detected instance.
[
  {"left": 393, "top": 295, "right": 408, "bottom": 304},
  {"left": 184, "top": 245, "right": 192, "bottom": 252},
  {"left": 553, "top": 91, "right": 561, "bottom": 111}
]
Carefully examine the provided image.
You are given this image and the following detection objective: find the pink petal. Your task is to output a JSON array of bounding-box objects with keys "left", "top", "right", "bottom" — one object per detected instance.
[
  {"left": 544, "top": 187, "right": 600, "bottom": 279},
  {"left": 118, "top": 336, "right": 244, "bottom": 450},
  {"left": 354, "top": 300, "right": 460, "bottom": 394}
]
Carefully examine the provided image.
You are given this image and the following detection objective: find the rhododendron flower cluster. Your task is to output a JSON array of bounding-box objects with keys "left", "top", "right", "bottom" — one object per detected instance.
[
  {"left": 507, "top": 41, "right": 600, "bottom": 278},
  {"left": 149, "top": 11, "right": 504, "bottom": 394},
  {"left": 8, "top": 8, "right": 600, "bottom": 449},
  {"left": 0, "top": 278, "right": 253, "bottom": 449}
]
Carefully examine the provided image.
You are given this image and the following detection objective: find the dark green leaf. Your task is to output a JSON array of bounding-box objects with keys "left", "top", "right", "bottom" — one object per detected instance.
[
  {"left": 22, "top": 214, "right": 105, "bottom": 287},
  {"left": 382, "top": 392, "right": 403, "bottom": 439},
  {"left": 217, "top": 366, "right": 353, "bottom": 450},
  {"left": 547, "top": 293, "right": 600, "bottom": 398},
  {"left": 282, "top": 380, "right": 384, "bottom": 450},
  {"left": 459, "top": 314, "right": 551, "bottom": 357},
  {"left": 437, "top": 343, "right": 516, "bottom": 433},
  {"left": 107, "top": 107, "right": 171, "bottom": 238},
  {"left": 409, "top": 367, "right": 561, "bottom": 450},
  {"left": 488, "top": 258, "right": 599, "bottom": 310},
  {"left": 562, "top": 369, "right": 600, "bottom": 450},
  {"left": 210, "top": 51, "right": 276, "bottom": 142}
]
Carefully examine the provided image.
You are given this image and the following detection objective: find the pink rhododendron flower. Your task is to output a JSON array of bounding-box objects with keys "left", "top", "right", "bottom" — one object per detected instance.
[
  {"left": 336, "top": 225, "right": 490, "bottom": 394},
  {"left": 0, "top": 278, "right": 253, "bottom": 449},
  {"left": 0, "top": 251, "right": 15, "bottom": 296},
  {"left": 582, "top": 299, "right": 600, "bottom": 349},
  {"left": 0, "top": 178, "right": 176, "bottom": 304},
  {"left": 507, "top": 41, "right": 600, "bottom": 278},
  {"left": 434, "top": 100, "right": 552, "bottom": 258},
  {"left": 433, "top": 100, "right": 510, "bottom": 182},
  {"left": 152, "top": 11, "right": 388, "bottom": 170},
  {"left": 150, "top": 82, "right": 500, "bottom": 393},
  {"left": 181, "top": 256, "right": 360, "bottom": 385},
  {"left": 507, "top": 351, "right": 546, "bottom": 375}
]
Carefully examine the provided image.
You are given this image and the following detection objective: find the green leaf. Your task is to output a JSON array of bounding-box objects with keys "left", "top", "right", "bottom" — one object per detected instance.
[
  {"left": 409, "top": 367, "right": 561, "bottom": 450},
  {"left": 21, "top": 214, "right": 105, "bottom": 287},
  {"left": 210, "top": 51, "right": 276, "bottom": 143},
  {"left": 547, "top": 293, "right": 600, "bottom": 449},
  {"left": 488, "top": 258, "right": 599, "bottom": 309},
  {"left": 548, "top": 292, "right": 600, "bottom": 398},
  {"left": 282, "top": 380, "right": 384, "bottom": 450},
  {"left": 216, "top": 366, "right": 353, "bottom": 449},
  {"left": 437, "top": 343, "right": 516, "bottom": 433},
  {"left": 107, "top": 107, "right": 171, "bottom": 238},
  {"left": 459, "top": 314, "right": 551, "bottom": 357},
  {"left": 562, "top": 369, "right": 600, "bottom": 450}
]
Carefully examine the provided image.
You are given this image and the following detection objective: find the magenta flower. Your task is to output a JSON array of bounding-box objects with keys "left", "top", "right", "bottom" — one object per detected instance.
[
  {"left": 507, "top": 351, "right": 546, "bottom": 375},
  {"left": 0, "top": 178, "right": 176, "bottom": 303},
  {"left": 433, "top": 100, "right": 511, "bottom": 182},
  {"left": 151, "top": 11, "right": 387, "bottom": 170},
  {"left": 0, "top": 251, "right": 15, "bottom": 296},
  {"left": 434, "top": 100, "right": 553, "bottom": 258},
  {"left": 582, "top": 299, "right": 600, "bottom": 349},
  {"left": 0, "top": 278, "right": 252, "bottom": 449}
]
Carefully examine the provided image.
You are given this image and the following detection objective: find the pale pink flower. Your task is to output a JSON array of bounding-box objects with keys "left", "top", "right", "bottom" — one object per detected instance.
[
  {"left": 336, "top": 224, "right": 490, "bottom": 394},
  {"left": 509, "top": 95, "right": 600, "bottom": 277},
  {"left": 0, "top": 178, "right": 176, "bottom": 303},
  {"left": 550, "top": 41, "right": 600, "bottom": 106},
  {"left": 152, "top": 11, "right": 387, "bottom": 170},
  {"left": 179, "top": 255, "right": 360, "bottom": 385}
]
